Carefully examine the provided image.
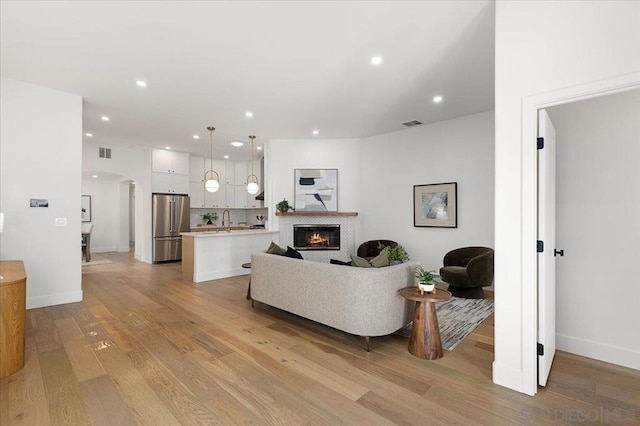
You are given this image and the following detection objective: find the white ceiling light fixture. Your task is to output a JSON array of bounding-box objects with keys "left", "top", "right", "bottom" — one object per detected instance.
[
  {"left": 246, "top": 135, "right": 259, "bottom": 195},
  {"left": 85, "top": 133, "right": 93, "bottom": 137},
  {"left": 224, "top": 155, "right": 229, "bottom": 159},
  {"left": 136, "top": 80, "right": 147, "bottom": 87},
  {"left": 165, "top": 146, "right": 171, "bottom": 150},
  {"left": 101, "top": 116, "right": 110, "bottom": 121},
  {"left": 433, "top": 95, "right": 443, "bottom": 103},
  {"left": 257, "top": 146, "right": 262, "bottom": 150},
  {"left": 371, "top": 56, "right": 383, "bottom": 66},
  {"left": 204, "top": 126, "right": 220, "bottom": 193},
  {"left": 312, "top": 130, "right": 319, "bottom": 135},
  {"left": 245, "top": 111, "right": 253, "bottom": 118},
  {"left": 193, "top": 134, "right": 200, "bottom": 140},
  {"left": 230, "top": 141, "right": 244, "bottom": 147},
  {"left": 92, "top": 175, "right": 98, "bottom": 178}
]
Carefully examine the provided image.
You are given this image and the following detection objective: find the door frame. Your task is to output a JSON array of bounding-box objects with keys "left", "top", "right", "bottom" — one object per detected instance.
[{"left": 519, "top": 72, "right": 640, "bottom": 395}]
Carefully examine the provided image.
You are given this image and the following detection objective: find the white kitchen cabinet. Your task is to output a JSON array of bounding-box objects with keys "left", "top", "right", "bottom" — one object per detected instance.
[
  {"left": 190, "top": 182, "right": 205, "bottom": 207},
  {"left": 152, "top": 172, "right": 189, "bottom": 194},
  {"left": 204, "top": 183, "right": 234, "bottom": 208},
  {"left": 234, "top": 161, "right": 248, "bottom": 185},
  {"left": 206, "top": 159, "right": 229, "bottom": 184},
  {"left": 152, "top": 149, "right": 189, "bottom": 174},
  {"left": 189, "top": 155, "right": 205, "bottom": 182},
  {"left": 233, "top": 185, "right": 263, "bottom": 208}
]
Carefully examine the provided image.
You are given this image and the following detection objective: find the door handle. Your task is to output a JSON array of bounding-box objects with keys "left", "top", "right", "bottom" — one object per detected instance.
[{"left": 554, "top": 249, "right": 564, "bottom": 257}]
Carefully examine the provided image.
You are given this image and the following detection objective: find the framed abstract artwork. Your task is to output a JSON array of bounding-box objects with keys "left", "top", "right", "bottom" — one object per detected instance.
[
  {"left": 81, "top": 195, "right": 92, "bottom": 222},
  {"left": 414, "top": 182, "right": 457, "bottom": 228},
  {"left": 294, "top": 169, "right": 338, "bottom": 212}
]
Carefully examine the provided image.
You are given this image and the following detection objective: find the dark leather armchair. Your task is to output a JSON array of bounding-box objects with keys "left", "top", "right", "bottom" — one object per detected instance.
[
  {"left": 357, "top": 240, "right": 397, "bottom": 260},
  {"left": 439, "top": 247, "right": 494, "bottom": 299}
]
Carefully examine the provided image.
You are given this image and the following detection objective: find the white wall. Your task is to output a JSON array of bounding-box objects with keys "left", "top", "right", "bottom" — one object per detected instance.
[
  {"left": 359, "top": 111, "right": 494, "bottom": 271},
  {"left": 0, "top": 78, "right": 83, "bottom": 308},
  {"left": 548, "top": 90, "right": 640, "bottom": 371},
  {"left": 82, "top": 141, "right": 150, "bottom": 262},
  {"left": 494, "top": 1, "right": 640, "bottom": 394},
  {"left": 265, "top": 138, "right": 361, "bottom": 236}
]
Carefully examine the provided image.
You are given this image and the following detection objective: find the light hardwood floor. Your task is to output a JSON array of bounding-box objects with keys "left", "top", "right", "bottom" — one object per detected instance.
[{"left": 1, "top": 251, "right": 639, "bottom": 425}]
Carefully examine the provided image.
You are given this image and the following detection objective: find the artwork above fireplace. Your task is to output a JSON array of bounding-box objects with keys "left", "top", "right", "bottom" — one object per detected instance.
[{"left": 293, "top": 224, "right": 340, "bottom": 251}]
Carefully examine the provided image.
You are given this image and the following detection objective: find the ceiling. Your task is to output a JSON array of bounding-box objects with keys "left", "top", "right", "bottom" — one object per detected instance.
[{"left": 1, "top": 1, "right": 495, "bottom": 161}]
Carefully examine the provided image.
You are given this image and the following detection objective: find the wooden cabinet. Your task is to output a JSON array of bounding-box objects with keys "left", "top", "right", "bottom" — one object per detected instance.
[
  {"left": 152, "top": 149, "right": 189, "bottom": 174},
  {"left": 151, "top": 172, "right": 189, "bottom": 194},
  {"left": 0, "top": 261, "right": 26, "bottom": 379}
]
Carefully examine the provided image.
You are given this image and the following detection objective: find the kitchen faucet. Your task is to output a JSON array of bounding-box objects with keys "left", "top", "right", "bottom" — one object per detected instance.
[{"left": 222, "top": 209, "right": 232, "bottom": 232}]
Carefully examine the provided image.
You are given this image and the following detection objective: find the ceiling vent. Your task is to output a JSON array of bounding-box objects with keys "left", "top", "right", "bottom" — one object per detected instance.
[
  {"left": 402, "top": 120, "right": 423, "bottom": 127},
  {"left": 99, "top": 147, "right": 112, "bottom": 159}
]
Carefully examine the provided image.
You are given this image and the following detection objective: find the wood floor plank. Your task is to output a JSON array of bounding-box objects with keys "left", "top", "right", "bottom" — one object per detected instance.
[
  {"left": 78, "top": 375, "right": 138, "bottom": 426},
  {"left": 3, "top": 251, "right": 639, "bottom": 425},
  {"left": 37, "top": 347, "right": 93, "bottom": 425}
]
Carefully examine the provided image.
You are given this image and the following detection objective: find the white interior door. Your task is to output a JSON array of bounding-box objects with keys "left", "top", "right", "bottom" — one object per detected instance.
[{"left": 538, "top": 109, "right": 557, "bottom": 386}]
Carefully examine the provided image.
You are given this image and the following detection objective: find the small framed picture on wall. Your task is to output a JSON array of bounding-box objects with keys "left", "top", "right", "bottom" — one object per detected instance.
[{"left": 413, "top": 182, "right": 457, "bottom": 228}]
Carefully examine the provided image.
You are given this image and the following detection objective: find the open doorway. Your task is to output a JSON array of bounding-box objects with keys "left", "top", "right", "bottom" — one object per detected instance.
[
  {"left": 82, "top": 171, "right": 136, "bottom": 259},
  {"left": 544, "top": 89, "right": 640, "bottom": 374}
]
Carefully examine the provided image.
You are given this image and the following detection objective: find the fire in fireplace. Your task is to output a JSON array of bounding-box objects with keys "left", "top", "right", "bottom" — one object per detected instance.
[{"left": 293, "top": 224, "right": 340, "bottom": 250}]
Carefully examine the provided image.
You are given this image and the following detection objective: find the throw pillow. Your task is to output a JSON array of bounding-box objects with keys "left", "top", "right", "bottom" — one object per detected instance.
[
  {"left": 330, "top": 259, "right": 352, "bottom": 266},
  {"left": 350, "top": 254, "right": 372, "bottom": 268},
  {"left": 369, "top": 249, "right": 390, "bottom": 268},
  {"left": 266, "top": 241, "right": 286, "bottom": 255},
  {"left": 284, "top": 246, "right": 304, "bottom": 259}
]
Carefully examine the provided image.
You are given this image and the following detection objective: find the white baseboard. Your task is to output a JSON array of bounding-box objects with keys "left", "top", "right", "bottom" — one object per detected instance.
[
  {"left": 557, "top": 333, "right": 640, "bottom": 371},
  {"left": 92, "top": 247, "right": 118, "bottom": 253},
  {"left": 118, "top": 246, "right": 130, "bottom": 253},
  {"left": 194, "top": 268, "right": 250, "bottom": 283},
  {"left": 27, "top": 290, "right": 83, "bottom": 309}
]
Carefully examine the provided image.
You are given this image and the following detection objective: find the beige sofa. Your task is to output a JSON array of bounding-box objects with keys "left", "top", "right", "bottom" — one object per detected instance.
[{"left": 250, "top": 252, "right": 418, "bottom": 349}]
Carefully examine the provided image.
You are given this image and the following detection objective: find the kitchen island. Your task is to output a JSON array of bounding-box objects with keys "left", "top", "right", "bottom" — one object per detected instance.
[{"left": 181, "top": 229, "right": 279, "bottom": 283}]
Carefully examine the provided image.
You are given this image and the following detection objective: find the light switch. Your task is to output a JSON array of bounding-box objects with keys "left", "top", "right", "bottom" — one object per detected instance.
[{"left": 55, "top": 217, "right": 68, "bottom": 227}]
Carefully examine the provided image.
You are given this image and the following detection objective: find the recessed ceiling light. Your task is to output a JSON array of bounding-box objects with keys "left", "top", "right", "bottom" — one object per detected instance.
[
  {"left": 101, "top": 116, "right": 110, "bottom": 121},
  {"left": 193, "top": 135, "right": 200, "bottom": 140},
  {"left": 224, "top": 155, "right": 229, "bottom": 159},
  {"left": 92, "top": 175, "right": 98, "bottom": 178},
  {"left": 136, "top": 80, "right": 147, "bottom": 87},
  {"left": 371, "top": 56, "right": 383, "bottom": 66},
  {"left": 257, "top": 146, "right": 262, "bottom": 150},
  {"left": 312, "top": 130, "right": 319, "bottom": 135},
  {"left": 165, "top": 146, "right": 171, "bottom": 150},
  {"left": 433, "top": 95, "right": 443, "bottom": 103},
  {"left": 230, "top": 141, "right": 244, "bottom": 147},
  {"left": 85, "top": 133, "right": 93, "bottom": 137},
  {"left": 245, "top": 112, "right": 253, "bottom": 118}
]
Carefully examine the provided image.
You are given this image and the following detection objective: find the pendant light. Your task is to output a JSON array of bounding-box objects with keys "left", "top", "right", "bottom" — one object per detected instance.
[
  {"left": 204, "top": 126, "right": 220, "bottom": 192},
  {"left": 246, "top": 135, "right": 259, "bottom": 195}
]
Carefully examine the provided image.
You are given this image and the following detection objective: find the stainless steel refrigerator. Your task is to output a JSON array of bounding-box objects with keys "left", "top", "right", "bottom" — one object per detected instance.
[{"left": 152, "top": 193, "right": 190, "bottom": 263}]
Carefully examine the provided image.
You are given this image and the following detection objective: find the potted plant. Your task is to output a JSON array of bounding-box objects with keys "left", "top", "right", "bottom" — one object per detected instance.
[
  {"left": 386, "top": 245, "right": 410, "bottom": 264},
  {"left": 276, "top": 198, "right": 294, "bottom": 214},
  {"left": 201, "top": 212, "right": 218, "bottom": 225},
  {"left": 415, "top": 265, "right": 439, "bottom": 294}
]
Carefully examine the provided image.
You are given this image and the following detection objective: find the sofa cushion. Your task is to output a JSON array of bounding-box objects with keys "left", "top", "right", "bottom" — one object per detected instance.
[
  {"left": 284, "top": 246, "right": 304, "bottom": 259},
  {"left": 369, "top": 249, "right": 390, "bottom": 268},
  {"left": 350, "top": 254, "right": 372, "bottom": 268},
  {"left": 266, "top": 241, "right": 286, "bottom": 255}
]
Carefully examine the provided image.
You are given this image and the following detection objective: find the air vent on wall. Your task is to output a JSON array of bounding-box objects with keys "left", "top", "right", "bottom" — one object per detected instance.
[
  {"left": 402, "top": 120, "right": 423, "bottom": 127},
  {"left": 99, "top": 147, "right": 112, "bottom": 159}
]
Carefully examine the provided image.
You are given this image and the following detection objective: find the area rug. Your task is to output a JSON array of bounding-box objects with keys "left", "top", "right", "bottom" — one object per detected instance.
[
  {"left": 81, "top": 253, "right": 114, "bottom": 267},
  {"left": 396, "top": 296, "right": 494, "bottom": 351}
]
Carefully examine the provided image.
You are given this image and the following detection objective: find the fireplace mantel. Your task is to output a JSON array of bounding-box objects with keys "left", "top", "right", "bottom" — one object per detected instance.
[{"left": 276, "top": 211, "right": 358, "bottom": 217}]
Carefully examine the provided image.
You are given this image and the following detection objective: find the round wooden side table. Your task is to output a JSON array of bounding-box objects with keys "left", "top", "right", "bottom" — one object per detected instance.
[
  {"left": 400, "top": 286, "right": 451, "bottom": 360},
  {"left": 0, "top": 260, "right": 27, "bottom": 378}
]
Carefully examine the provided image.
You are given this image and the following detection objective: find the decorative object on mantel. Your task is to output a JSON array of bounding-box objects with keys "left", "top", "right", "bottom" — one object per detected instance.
[
  {"left": 201, "top": 212, "right": 218, "bottom": 225},
  {"left": 246, "top": 135, "right": 260, "bottom": 195},
  {"left": 204, "top": 126, "right": 220, "bottom": 193},
  {"left": 414, "top": 182, "right": 457, "bottom": 228},
  {"left": 294, "top": 169, "right": 338, "bottom": 212},
  {"left": 415, "top": 265, "right": 440, "bottom": 294},
  {"left": 276, "top": 198, "right": 294, "bottom": 214}
]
